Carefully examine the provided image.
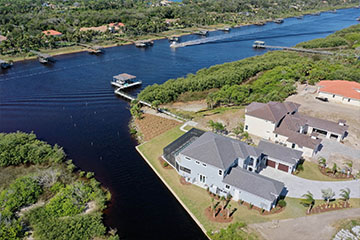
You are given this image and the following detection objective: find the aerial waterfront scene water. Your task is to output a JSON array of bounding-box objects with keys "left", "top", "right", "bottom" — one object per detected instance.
[{"left": 1, "top": 2, "right": 360, "bottom": 240}]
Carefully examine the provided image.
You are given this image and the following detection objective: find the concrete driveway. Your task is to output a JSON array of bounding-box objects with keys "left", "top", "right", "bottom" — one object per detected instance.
[
  {"left": 260, "top": 167, "right": 360, "bottom": 199},
  {"left": 315, "top": 138, "right": 360, "bottom": 162}
]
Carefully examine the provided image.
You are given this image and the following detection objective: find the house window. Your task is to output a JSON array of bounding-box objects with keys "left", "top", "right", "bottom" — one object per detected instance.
[
  {"left": 202, "top": 163, "right": 207, "bottom": 167},
  {"left": 225, "top": 185, "right": 230, "bottom": 189},
  {"left": 218, "top": 170, "right": 223, "bottom": 176},
  {"left": 348, "top": 99, "right": 351, "bottom": 102},
  {"left": 199, "top": 174, "right": 206, "bottom": 183},
  {"left": 195, "top": 161, "right": 200, "bottom": 165},
  {"left": 292, "top": 143, "right": 295, "bottom": 149},
  {"left": 180, "top": 166, "right": 191, "bottom": 174},
  {"left": 275, "top": 134, "right": 278, "bottom": 138},
  {"left": 333, "top": 94, "right": 335, "bottom": 98},
  {"left": 245, "top": 125, "right": 248, "bottom": 130},
  {"left": 185, "top": 157, "right": 191, "bottom": 161}
]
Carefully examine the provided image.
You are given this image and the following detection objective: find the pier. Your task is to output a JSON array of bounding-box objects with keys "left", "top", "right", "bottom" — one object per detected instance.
[
  {"left": 30, "top": 50, "right": 54, "bottom": 63},
  {"left": 0, "top": 59, "right": 12, "bottom": 69},
  {"left": 114, "top": 89, "right": 187, "bottom": 121},
  {"left": 78, "top": 44, "right": 103, "bottom": 54}
]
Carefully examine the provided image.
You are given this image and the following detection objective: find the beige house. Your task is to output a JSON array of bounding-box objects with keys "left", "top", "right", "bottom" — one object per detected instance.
[
  {"left": 244, "top": 101, "right": 348, "bottom": 157},
  {"left": 317, "top": 80, "right": 360, "bottom": 107}
]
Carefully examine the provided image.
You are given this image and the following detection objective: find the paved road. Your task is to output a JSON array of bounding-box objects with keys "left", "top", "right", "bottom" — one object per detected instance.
[
  {"left": 250, "top": 208, "right": 360, "bottom": 240},
  {"left": 260, "top": 167, "right": 360, "bottom": 199}
]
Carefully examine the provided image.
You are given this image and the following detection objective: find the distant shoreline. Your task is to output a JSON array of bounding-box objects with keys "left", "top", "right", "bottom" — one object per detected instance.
[{"left": 1, "top": 5, "right": 357, "bottom": 64}]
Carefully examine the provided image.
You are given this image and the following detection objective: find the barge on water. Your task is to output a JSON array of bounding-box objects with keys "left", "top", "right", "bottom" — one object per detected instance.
[{"left": 111, "top": 73, "right": 142, "bottom": 89}]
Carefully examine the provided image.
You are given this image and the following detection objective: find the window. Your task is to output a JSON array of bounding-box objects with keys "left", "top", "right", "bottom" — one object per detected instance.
[
  {"left": 199, "top": 174, "right": 206, "bottom": 183},
  {"left": 218, "top": 170, "right": 223, "bottom": 176},
  {"left": 292, "top": 143, "right": 295, "bottom": 149},
  {"left": 348, "top": 99, "right": 351, "bottom": 102},
  {"left": 195, "top": 161, "right": 200, "bottom": 165},
  {"left": 333, "top": 94, "right": 335, "bottom": 98},
  {"left": 180, "top": 166, "right": 191, "bottom": 174},
  {"left": 185, "top": 157, "right": 191, "bottom": 161},
  {"left": 225, "top": 185, "right": 230, "bottom": 189},
  {"left": 245, "top": 125, "right": 248, "bottom": 130},
  {"left": 202, "top": 163, "right": 207, "bottom": 167}
]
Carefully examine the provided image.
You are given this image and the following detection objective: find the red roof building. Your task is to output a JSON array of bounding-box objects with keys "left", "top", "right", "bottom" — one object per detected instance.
[
  {"left": 42, "top": 30, "right": 63, "bottom": 36},
  {"left": 317, "top": 80, "right": 360, "bottom": 106}
]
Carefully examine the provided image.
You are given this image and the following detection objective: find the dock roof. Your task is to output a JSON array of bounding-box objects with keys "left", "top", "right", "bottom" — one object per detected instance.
[{"left": 113, "top": 73, "right": 136, "bottom": 81}]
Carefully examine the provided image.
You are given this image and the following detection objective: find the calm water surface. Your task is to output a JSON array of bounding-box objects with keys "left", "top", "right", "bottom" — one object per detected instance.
[{"left": 0, "top": 8, "right": 359, "bottom": 240}]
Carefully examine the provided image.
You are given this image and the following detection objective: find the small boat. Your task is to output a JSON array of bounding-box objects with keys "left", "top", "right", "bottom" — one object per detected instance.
[
  {"left": 111, "top": 73, "right": 142, "bottom": 89},
  {"left": 170, "top": 42, "right": 178, "bottom": 48},
  {"left": 255, "top": 21, "right": 266, "bottom": 26},
  {"left": 195, "top": 30, "right": 208, "bottom": 36},
  {"left": 219, "top": 27, "right": 231, "bottom": 32},
  {"left": 38, "top": 57, "right": 49, "bottom": 64},
  {"left": 329, "top": 9, "right": 337, "bottom": 13},
  {"left": 0, "top": 60, "right": 13, "bottom": 69},
  {"left": 274, "top": 18, "right": 284, "bottom": 24},
  {"left": 135, "top": 40, "right": 154, "bottom": 48},
  {"left": 168, "top": 36, "right": 179, "bottom": 42},
  {"left": 252, "top": 40, "right": 265, "bottom": 48},
  {"left": 88, "top": 46, "right": 103, "bottom": 54}
]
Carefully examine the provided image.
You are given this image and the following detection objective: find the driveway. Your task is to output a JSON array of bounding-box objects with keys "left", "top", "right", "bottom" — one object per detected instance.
[
  {"left": 250, "top": 208, "right": 360, "bottom": 240},
  {"left": 260, "top": 167, "right": 360, "bottom": 199}
]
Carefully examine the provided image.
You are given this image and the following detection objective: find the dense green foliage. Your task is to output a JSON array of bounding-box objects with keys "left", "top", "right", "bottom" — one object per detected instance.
[
  {"left": 0, "top": 132, "right": 65, "bottom": 167},
  {"left": 139, "top": 24, "right": 360, "bottom": 107},
  {"left": 208, "top": 222, "right": 258, "bottom": 240},
  {"left": 296, "top": 24, "right": 360, "bottom": 49},
  {"left": 0, "top": 0, "right": 356, "bottom": 55}
]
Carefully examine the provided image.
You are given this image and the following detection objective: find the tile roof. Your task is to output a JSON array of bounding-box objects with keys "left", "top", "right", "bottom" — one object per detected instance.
[
  {"left": 258, "top": 140, "right": 303, "bottom": 165},
  {"left": 223, "top": 167, "right": 284, "bottom": 202},
  {"left": 42, "top": 30, "right": 62, "bottom": 36},
  {"left": 246, "top": 101, "right": 300, "bottom": 123},
  {"left": 180, "top": 132, "right": 262, "bottom": 169},
  {"left": 318, "top": 80, "right": 360, "bottom": 100},
  {"left": 286, "top": 132, "right": 321, "bottom": 149}
]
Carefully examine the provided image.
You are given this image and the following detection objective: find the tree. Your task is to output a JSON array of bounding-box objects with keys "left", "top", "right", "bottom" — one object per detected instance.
[
  {"left": 301, "top": 191, "right": 315, "bottom": 214},
  {"left": 208, "top": 120, "right": 216, "bottom": 132},
  {"left": 278, "top": 199, "right": 286, "bottom": 208},
  {"left": 227, "top": 203, "right": 232, "bottom": 218},
  {"left": 151, "top": 100, "right": 161, "bottom": 112},
  {"left": 339, "top": 188, "right": 351, "bottom": 202},
  {"left": 344, "top": 161, "right": 353, "bottom": 177},
  {"left": 332, "top": 163, "right": 337, "bottom": 175},
  {"left": 318, "top": 157, "right": 326, "bottom": 168},
  {"left": 130, "top": 100, "right": 142, "bottom": 119},
  {"left": 321, "top": 188, "right": 335, "bottom": 208}
]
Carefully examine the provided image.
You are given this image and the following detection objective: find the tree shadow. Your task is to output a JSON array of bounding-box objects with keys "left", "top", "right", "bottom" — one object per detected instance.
[{"left": 229, "top": 208, "right": 237, "bottom": 217}]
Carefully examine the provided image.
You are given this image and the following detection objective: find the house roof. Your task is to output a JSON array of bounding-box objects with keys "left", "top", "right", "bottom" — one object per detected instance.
[
  {"left": 180, "top": 132, "right": 263, "bottom": 170},
  {"left": 258, "top": 140, "right": 303, "bottom": 165},
  {"left": 246, "top": 101, "right": 300, "bottom": 123},
  {"left": 113, "top": 73, "right": 136, "bottom": 81},
  {"left": 42, "top": 30, "right": 62, "bottom": 36},
  {"left": 297, "top": 113, "right": 348, "bottom": 135},
  {"left": 286, "top": 132, "right": 321, "bottom": 149},
  {"left": 318, "top": 80, "right": 360, "bottom": 100},
  {"left": 223, "top": 167, "right": 284, "bottom": 202}
]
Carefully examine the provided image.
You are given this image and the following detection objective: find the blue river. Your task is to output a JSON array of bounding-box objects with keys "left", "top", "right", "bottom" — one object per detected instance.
[{"left": 0, "top": 7, "right": 359, "bottom": 240}]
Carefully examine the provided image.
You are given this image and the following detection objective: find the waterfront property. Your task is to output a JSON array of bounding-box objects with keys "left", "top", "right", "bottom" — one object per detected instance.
[
  {"left": 317, "top": 80, "right": 360, "bottom": 107},
  {"left": 111, "top": 73, "right": 142, "bottom": 89},
  {"left": 163, "top": 130, "right": 285, "bottom": 211},
  {"left": 244, "top": 101, "right": 348, "bottom": 157}
]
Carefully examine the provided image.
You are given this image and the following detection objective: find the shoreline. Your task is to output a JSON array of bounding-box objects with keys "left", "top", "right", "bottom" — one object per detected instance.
[
  {"left": 135, "top": 145, "right": 211, "bottom": 239},
  {"left": 2, "top": 5, "right": 357, "bottom": 64}
]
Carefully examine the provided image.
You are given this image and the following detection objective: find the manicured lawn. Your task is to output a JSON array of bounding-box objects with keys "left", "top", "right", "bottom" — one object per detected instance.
[
  {"left": 296, "top": 161, "right": 352, "bottom": 181},
  {"left": 137, "top": 126, "right": 359, "bottom": 233}
]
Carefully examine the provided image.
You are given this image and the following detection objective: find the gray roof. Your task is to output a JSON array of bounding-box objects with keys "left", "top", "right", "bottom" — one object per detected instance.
[
  {"left": 223, "top": 167, "right": 284, "bottom": 202},
  {"left": 113, "top": 73, "right": 136, "bottom": 81},
  {"left": 246, "top": 101, "right": 300, "bottom": 123},
  {"left": 286, "top": 132, "right": 322, "bottom": 149},
  {"left": 297, "top": 113, "right": 348, "bottom": 135},
  {"left": 180, "top": 132, "right": 263, "bottom": 170},
  {"left": 258, "top": 140, "right": 303, "bottom": 165}
]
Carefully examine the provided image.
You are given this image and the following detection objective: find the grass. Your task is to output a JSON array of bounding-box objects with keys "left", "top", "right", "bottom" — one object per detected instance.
[
  {"left": 333, "top": 217, "right": 360, "bottom": 238},
  {"left": 296, "top": 161, "right": 352, "bottom": 181},
  {"left": 137, "top": 126, "right": 359, "bottom": 233}
]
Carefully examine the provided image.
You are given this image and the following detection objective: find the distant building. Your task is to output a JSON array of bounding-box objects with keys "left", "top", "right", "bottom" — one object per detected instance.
[
  {"left": 80, "top": 23, "right": 124, "bottom": 33},
  {"left": 0, "top": 35, "right": 7, "bottom": 42},
  {"left": 42, "top": 30, "right": 62, "bottom": 36},
  {"left": 317, "top": 80, "right": 360, "bottom": 107}
]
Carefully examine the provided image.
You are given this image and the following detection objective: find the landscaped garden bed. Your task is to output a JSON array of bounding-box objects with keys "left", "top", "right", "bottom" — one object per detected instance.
[
  {"left": 238, "top": 200, "right": 286, "bottom": 215},
  {"left": 307, "top": 201, "right": 351, "bottom": 215},
  {"left": 318, "top": 166, "right": 354, "bottom": 179},
  {"left": 205, "top": 207, "right": 233, "bottom": 223}
]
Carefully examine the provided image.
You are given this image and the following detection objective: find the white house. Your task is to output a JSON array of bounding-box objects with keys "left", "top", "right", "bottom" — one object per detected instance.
[{"left": 317, "top": 80, "right": 360, "bottom": 107}]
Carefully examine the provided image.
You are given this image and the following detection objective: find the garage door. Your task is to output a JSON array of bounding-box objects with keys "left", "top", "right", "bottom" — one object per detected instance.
[
  {"left": 278, "top": 163, "right": 289, "bottom": 172},
  {"left": 267, "top": 159, "right": 276, "bottom": 168}
]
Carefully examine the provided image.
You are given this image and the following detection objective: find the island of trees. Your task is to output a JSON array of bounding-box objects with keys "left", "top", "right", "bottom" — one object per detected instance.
[
  {"left": 0, "top": 0, "right": 358, "bottom": 58},
  {"left": 0, "top": 132, "right": 119, "bottom": 240},
  {"left": 138, "top": 24, "right": 360, "bottom": 108}
]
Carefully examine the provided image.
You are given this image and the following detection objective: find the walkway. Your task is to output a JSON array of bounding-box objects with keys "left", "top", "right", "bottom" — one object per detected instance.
[
  {"left": 260, "top": 167, "right": 360, "bottom": 199},
  {"left": 250, "top": 208, "right": 360, "bottom": 240}
]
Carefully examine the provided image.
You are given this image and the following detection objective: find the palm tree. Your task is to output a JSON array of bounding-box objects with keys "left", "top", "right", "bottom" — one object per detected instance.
[
  {"left": 220, "top": 196, "right": 226, "bottom": 211},
  {"left": 340, "top": 188, "right": 351, "bottom": 203},
  {"left": 332, "top": 163, "right": 337, "bottom": 175},
  {"left": 344, "top": 161, "right": 353, "bottom": 177},
  {"left": 318, "top": 157, "right": 326, "bottom": 168},
  {"left": 301, "top": 191, "right": 315, "bottom": 214},
  {"left": 208, "top": 120, "right": 215, "bottom": 132},
  {"left": 321, "top": 188, "right": 335, "bottom": 208}
]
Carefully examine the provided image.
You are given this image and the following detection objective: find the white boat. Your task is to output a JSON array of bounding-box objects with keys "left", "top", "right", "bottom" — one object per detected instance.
[
  {"left": 111, "top": 73, "right": 142, "bottom": 89},
  {"left": 252, "top": 40, "right": 265, "bottom": 48}
]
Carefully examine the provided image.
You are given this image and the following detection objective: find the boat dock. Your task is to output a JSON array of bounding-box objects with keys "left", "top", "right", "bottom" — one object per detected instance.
[
  {"left": 0, "top": 59, "right": 12, "bottom": 69},
  {"left": 111, "top": 73, "right": 142, "bottom": 89},
  {"left": 78, "top": 44, "right": 104, "bottom": 54},
  {"left": 30, "top": 50, "right": 54, "bottom": 63},
  {"left": 114, "top": 89, "right": 187, "bottom": 121},
  {"left": 135, "top": 40, "right": 154, "bottom": 47}
]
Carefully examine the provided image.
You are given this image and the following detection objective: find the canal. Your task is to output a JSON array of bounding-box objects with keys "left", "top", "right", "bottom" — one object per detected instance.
[{"left": 0, "top": 8, "right": 359, "bottom": 240}]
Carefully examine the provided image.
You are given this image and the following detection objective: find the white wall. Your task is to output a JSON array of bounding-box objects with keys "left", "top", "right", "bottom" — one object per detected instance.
[
  {"left": 245, "top": 115, "right": 275, "bottom": 139},
  {"left": 230, "top": 186, "right": 274, "bottom": 211},
  {"left": 319, "top": 92, "right": 360, "bottom": 107}
]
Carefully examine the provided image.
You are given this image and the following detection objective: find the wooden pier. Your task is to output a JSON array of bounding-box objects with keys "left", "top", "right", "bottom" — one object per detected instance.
[
  {"left": 114, "top": 89, "right": 187, "bottom": 121},
  {"left": 30, "top": 50, "right": 54, "bottom": 63},
  {"left": 78, "top": 44, "right": 103, "bottom": 54}
]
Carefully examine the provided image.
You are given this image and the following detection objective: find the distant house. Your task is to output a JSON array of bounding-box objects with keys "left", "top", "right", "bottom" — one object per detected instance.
[
  {"left": 244, "top": 101, "right": 348, "bottom": 157},
  {"left": 80, "top": 22, "right": 124, "bottom": 33},
  {"left": 0, "top": 35, "right": 7, "bottom": 42},
  {"left": 80, "top": 26, "right": 108, "bottom": 33},
  {"left": 42, "top": 30, "right": 62, "bottom": 36},
  {"left": 165, "top": 18, "right": 180, "bottom": 25},
  {"left": 163, "top": 130, "right": 285, "bottom": 211},
  {"left": 317, "top": 80, "right": 360, "bottom": 107}
]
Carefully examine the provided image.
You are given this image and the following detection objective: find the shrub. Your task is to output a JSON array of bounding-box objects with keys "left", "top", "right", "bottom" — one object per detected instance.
[
  {"left": 163, "top": 161, "right": 169, "bottom": 167},
  {"left": 249, "top": 203, "right": 253, "bottom": 209},
  {"left": 278, "top": 199, "right": 287, "bottom": 208},
  {"left": 297, "top": 164, "right": 304, "bottom": 172},
  {"left": 86, "top": 172, "right": 95, "bottom": 179}
]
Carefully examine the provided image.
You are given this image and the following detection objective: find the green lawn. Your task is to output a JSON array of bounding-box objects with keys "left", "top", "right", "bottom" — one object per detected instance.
[
  {"left": 296, "top": 161, "right": 352, "bottom": 181},
  {"left": 137, "top": 126, "right": 360, "bottom": 233}
]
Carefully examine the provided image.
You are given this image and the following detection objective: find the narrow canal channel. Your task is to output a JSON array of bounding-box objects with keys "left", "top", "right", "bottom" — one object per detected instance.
[{"left": 0, "top": 8, "right": 359, "bottom": 240}]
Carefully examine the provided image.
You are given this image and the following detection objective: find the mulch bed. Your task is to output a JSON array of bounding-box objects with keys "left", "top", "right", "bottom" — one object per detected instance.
[
  {"left": 158, "top": 157, "right": 172, "bottom": 169},
  {"left": 180, "top": 177, "right": 191, "bottom": 185},
  {"left": 307, "top": 201, "right": 351, "bottom": 215},
  {"left": 239, "top": 201, "right": 285, "bottom": 215},
  {"left": 205, "top": 207, "right": 233, "bottom": 223},
  {"left": 318, "top": 166, "right": 354, "bottom": 179}
]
